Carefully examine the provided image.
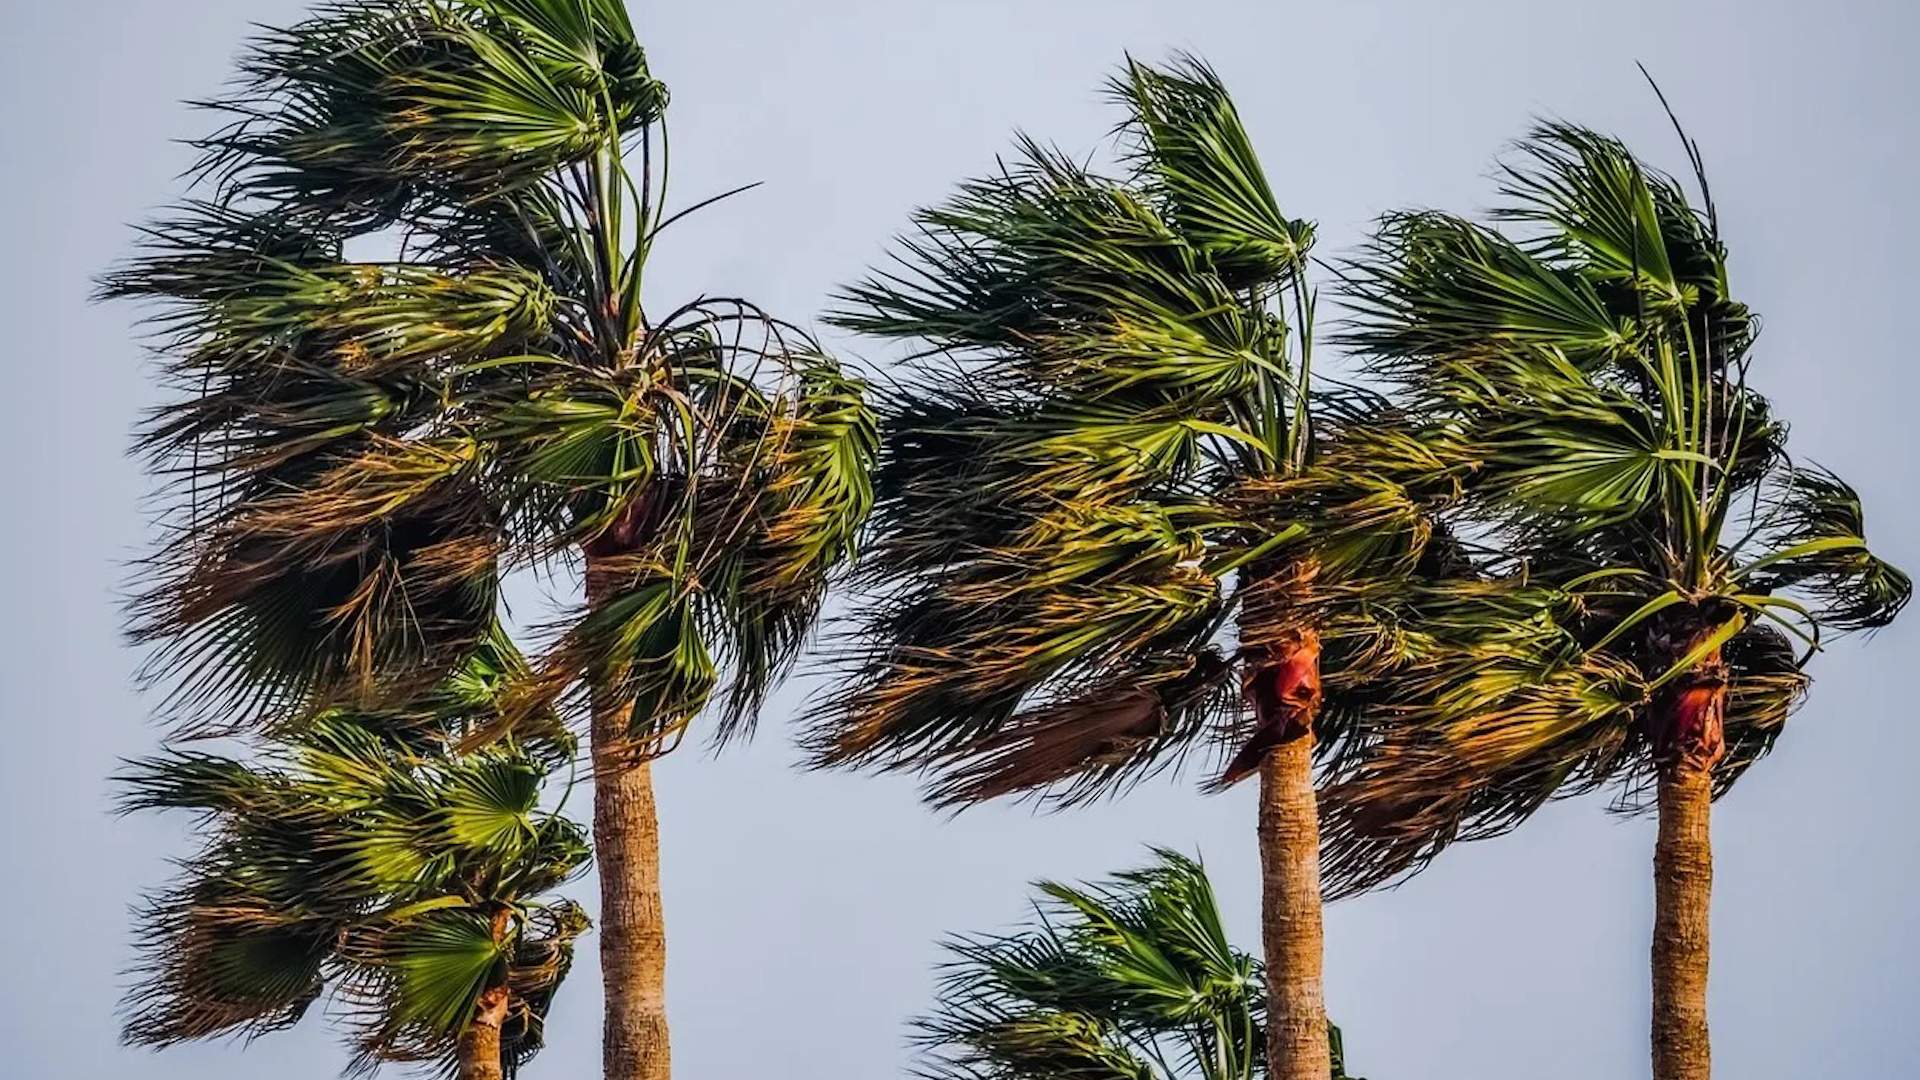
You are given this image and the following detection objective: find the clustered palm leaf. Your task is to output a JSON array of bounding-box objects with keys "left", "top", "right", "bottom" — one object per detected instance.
[
  {"left": 1320, "top": 115, "right": 1910, "bottom": 892},
  {"left": 119, "top": 634, "right": 589, "bottom": 1076},
  {"left": 919, "top": 850, "right": 1365, "bottom": 1080},
  {"left": 103, "top": 0, "right": 874, "bottom": 753},
  {"left": 811, "top": 55, "right": 1458, "bottom": 805},
  {"left": 107, "top": 4, "right": 877, "bottom": 1078}
]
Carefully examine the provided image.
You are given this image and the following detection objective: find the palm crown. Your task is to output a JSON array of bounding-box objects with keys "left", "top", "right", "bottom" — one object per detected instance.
[
  {"left": 1321, "top": 115, "right": 1910, "bottom": 893},
  {"left": 813, "top": 56, "right": 1464, "bottom": 806},
  {"left": 919, "top": 850, "right": 1365, "bottom": 1080},
  {"left": 105, "top": 6, "right": 878, "bottom": 1077},
  {"left": 103, "top": 0, "right": 875, "bottom": 752},
  {"left": 119, "top": 634, "right": 588, "bottom": 1076}
]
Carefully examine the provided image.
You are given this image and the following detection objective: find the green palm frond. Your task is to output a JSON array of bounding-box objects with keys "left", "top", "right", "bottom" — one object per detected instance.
[
  {"left": 199, "top": 0, "right": 663, "bottom": 228},
  {"left": 109, "top": 0, "right": 871, "bottom": 760},
  {"left": 1736, "top": 466, "right": 1911, "bottom": 632},
  {"left": 815, "top": 501, "right": 1225, "bottom": 781},
  {"left": 1112, "top": 54, "right": 1313, "bottom": 284},
  {"left": 1341, "top": 212, "right": 1634, "bottom": 375},
  {"left": 1326, "top": 100, "right": 1908, "bottom": 892},
  {"left": 919, "top": 850, "right": 1367, "bottom": 1080},
  {"left": 813, "top": 56, "right": 1351, "bottom": 808},
  {"left": 119, "top": 645, "right": 589, "bottom": 1076}
]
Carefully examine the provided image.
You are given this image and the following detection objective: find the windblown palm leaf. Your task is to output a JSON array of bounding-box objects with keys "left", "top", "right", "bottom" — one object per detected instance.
[
  {"left": 120, "top": 639, "right": 588, "bottom": 1077},
  {"left": 813, "top": 55, "right": 1478, "bottom": 809},
  {"left": 1325, "top": 112, "right": 1908, "bottom": 896},
  {"left": 919, "top": 850, "right": 1367, "bottom": 1080},
  {"left": 106, "top": 0, "right": 874, "bottom": 750},
  {"left": 814, "top": 60, "right": 1491, "bottom": 1080},
  {"left": 108, "top": 6, "right": 873, "bottom": 1075}
]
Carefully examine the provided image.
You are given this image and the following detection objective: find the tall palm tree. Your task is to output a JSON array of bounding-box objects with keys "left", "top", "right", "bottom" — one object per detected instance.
[
  {"left": 103, "top": 4, "right": 875, "bottom": 1078},
  {"left": 918, "top": 850, "right": 1368, "bottom": 1080},
  {"left": 1328, "top": 110, "right": 1909, "bottom": 1080},
  {"left": 811, "top": 56, "right": 1470, "bottom": 1080},
  {"left": 119, "top": 636, "right": 589, "bottom": 1080}
]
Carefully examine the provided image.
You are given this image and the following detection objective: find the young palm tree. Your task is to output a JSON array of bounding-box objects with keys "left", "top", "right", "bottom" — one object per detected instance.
[
  {"left": 812, "top": 56, "right": 1469, "bottom": 1080},
  {"left": 919, "top": 850, "right": 1368, "bottom": 1080},
  {"left": 1328, "top": 112, "right": 1909, "bottom": 1080},
  {"left": 103, "top": 4, "right": 875, "bottom": 1078},
  {"left": 120, "top": 637, "right": 589, "bottom": 1080}
]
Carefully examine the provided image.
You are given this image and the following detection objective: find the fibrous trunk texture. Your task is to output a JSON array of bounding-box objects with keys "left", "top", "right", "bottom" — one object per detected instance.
[
  {"left": 1253, "top": 631, "right": 1329, "bottom": 1080},
  {"left": 456, "top": 985, "right": 510, "bottom": 1080},
  {"left": 456, "top": 909, "right": 513, "bottom": 1080},
  {"left": 1650, "top": 636, "right": 1727, "bottom": 1080},
  {"left": 587, "top": 555, "right": 672, "bottom": 1080}
]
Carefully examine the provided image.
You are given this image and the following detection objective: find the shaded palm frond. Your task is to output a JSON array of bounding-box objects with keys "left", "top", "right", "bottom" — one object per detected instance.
[
  {"left": 1738, "top": 466, "right": 1911, "bottom": 632},
  {"left": 198, "top": 0, "right": 664, "bottom": 230},
  {"left": 130, "top": 438, "right": 501, "bottom": 732}
]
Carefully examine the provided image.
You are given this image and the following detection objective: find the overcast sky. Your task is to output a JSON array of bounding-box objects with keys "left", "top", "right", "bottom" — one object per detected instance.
[{"left": 4, "top": 2, "right": 1917, "bottom": 1077}]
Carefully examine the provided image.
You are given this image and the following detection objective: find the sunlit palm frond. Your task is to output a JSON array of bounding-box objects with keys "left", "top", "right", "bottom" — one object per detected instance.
[
  {"left": 1112, "top": 53, "right": 1313, "bottom": 285},
  {"left": 199, "top": 0, "right": 664, "bottom": 229}
]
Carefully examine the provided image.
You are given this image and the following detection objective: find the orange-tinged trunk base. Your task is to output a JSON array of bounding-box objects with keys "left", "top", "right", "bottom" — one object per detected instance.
[
  {"left": 1248, "top": 632, "right": 1329, "bottom": 1080},
  {"left": 1650, "top": 634, "right": 1727, "bottom": 1080}
]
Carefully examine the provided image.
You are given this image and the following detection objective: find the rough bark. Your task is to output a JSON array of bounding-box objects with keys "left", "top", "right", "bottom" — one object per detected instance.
[
  {"left": 456, "top": 908, "right": 514, "bottom": 1080},
  {"left": 457, "top": 985, "right": 510, "bottom": 1080},
  {"left": 1649, "top": 637, "right": 1727, "bottom": 1080},
  {"left": 1253, "top": 631, "right": 1329, "bottom": 1080},
  {"left": 587, "top": 554, "right": 672, "bottom": 1080}
]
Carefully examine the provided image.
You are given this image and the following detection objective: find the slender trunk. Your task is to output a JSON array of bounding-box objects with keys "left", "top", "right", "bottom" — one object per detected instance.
[
  {"left": 587, "top": 555, "right": 672, "bottom": 1080},
  {"left": 1649, "top": 636, "right": 1727, "bottom": 1080},
  {"left": 456, "top": 909, "right": 514, "bottom": 1080},
  {"left": 1252, "top": 629, "right": 1329, "bottom": 1080},
  {"left": 1652, "top": 765, "right": 1713, "bottom": 1080}
]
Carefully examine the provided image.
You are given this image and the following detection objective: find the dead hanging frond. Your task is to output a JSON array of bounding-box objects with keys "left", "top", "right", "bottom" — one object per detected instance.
[
  {"left": 924, "top": 647, "right": 1239, "bottom": 810},
  {"left": 130, "top": 438, "right": 502, "bottom": 734},
  {"left": 808, "top": 498, "right": 1227, "bottom": 784}
]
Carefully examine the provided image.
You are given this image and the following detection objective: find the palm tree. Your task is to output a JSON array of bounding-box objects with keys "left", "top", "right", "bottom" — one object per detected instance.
[
  {"left": 103, "top": 4, "right": 875, "bottom": 1078},
  {"left": 119, "top": 636, "right": 589, "bottom": 1080},
  {"left": 1328, "top": 109, "right": 1909, "bottom": 1080},
  {"left": 811, "top": 56, "right": 1469, "bottom": 1080},
  {"left": 918, "top": 850, "right": 1367, "bottom": 1080}
]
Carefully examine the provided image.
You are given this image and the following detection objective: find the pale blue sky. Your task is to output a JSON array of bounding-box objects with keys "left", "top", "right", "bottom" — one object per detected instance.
[{"left": 3, "top": 2, "right": 1916, "bottom": 1077}]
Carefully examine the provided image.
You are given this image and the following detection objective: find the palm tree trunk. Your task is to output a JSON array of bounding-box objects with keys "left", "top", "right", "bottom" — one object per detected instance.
[
  {"left": 1652, "top": 764, "right": 1713, "bottom": 1080},
  {"left": 456, "top": 984, "right": 511, "bottom": 1080},
  {"left": 456, "top": 908, "right": 514, "bottom": 1080},
  {"left": 1252, "top": 630, "right": 1329, "bottom": 1080},
  {"left": 587, "top": 556, "right": 672, "bottom": 1080},
  {"left": 1649, "top": 637, "right": 1727, "bottom": 1080}
]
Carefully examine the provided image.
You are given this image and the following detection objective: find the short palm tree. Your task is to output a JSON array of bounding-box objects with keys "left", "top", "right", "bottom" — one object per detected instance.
[
  {"left": 104, "top": 4, "right": 875, "bottom": 1078},
  {"left": 1328, "top": 111, "right": 1909, "bottom": 1080},
  {"left": 120, "top": 636, "right": 588, "bottom": 1080},
  {"left": 919, "top": 850, "right": 1367, "bottom": 1080},
  {"left": 813, "top": 56, "right": 1467, "bottom": 1080}
]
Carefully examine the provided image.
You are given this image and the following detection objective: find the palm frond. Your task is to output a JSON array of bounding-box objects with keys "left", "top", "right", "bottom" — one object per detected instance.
[
  {"left": 919, "top": 850, "right": 1368, "bottom": 1079},
  {"left": 119, "top": 651, "right": 589, "bottom": 1074}
]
